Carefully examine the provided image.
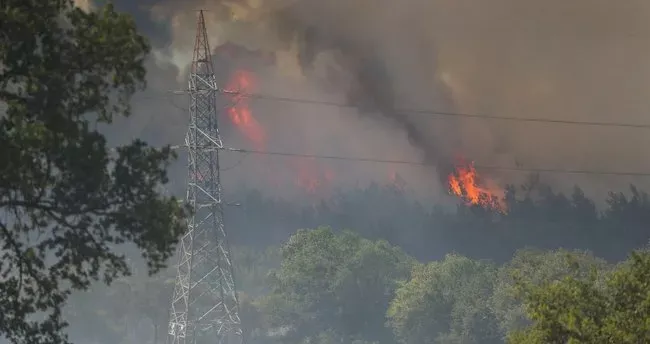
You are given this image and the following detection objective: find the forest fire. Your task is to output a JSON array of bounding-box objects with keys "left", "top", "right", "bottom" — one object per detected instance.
[
  {"left": 223, "top": 64, "right": 504, "bottom": 204},
  {"left": 222, "top": 60, "right": 333, "bottom": 195},
  {"left": 447, "top": 161, "right": 505, "bottom": 212}
]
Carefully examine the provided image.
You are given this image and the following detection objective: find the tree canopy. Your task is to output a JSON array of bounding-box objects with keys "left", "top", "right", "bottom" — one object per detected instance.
[
  {"left": 509, "top": 250, "right": 650, "bottom": 344},
  {"left": 46, "top": 227, "right": 650, "bottom": 344},
  {"left": 388, "top": 254, "right": 501, "bottom": 344},
  {"left": 0, "top": 1, "right": 186, "bottom": 343},
  {"left": 490, "top": 248, "right": 609, "bottom": 336},
  {"left": 258, "top": 227, "right": 414, "bottom": 344}
]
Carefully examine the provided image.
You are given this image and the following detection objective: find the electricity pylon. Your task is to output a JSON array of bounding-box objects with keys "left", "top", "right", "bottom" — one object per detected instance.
[{"left": 166, "top": 10, "right": 243, "bottom": 344}]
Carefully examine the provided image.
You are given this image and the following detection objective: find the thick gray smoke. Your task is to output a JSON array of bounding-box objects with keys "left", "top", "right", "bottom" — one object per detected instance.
[{"left": 83, "top": 0, "right": 650, "bottom": 201}]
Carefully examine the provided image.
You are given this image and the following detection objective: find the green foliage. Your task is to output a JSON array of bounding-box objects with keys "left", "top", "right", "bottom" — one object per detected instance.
[
  {"left": 0, "top": 1, "right": 187, "bottom": 343},
  {"left": 259, "top": 227, "right": 414, "bottom": 344},
  {"left": 509, "top": 250, "right": 650, "bottom": 344},
  {"left": 602, "top": 251, "right": 650, "bottom": 342},
  {"left": 53, "top": 229, "right": 650, "bottom": 344},
  {"left": 490, "top": 248, "right": 609, "bottom": 336},
  {"left": 387, "top": 254, "right": 501, "bottom": 344}
]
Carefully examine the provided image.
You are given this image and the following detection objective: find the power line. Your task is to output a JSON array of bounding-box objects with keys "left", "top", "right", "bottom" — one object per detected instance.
[
  {"left": 242, "top": 92, "right": 650, "bottom": 129},
  {"left": 151, "top": 90, "right": 650, "bottom": 130},
  {"left": 221, "top": 147, "right": 650, "bottom": 177}
]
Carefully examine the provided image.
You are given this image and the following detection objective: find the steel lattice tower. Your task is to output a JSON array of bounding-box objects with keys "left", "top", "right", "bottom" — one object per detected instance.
[{"left": 167, "top": 10, "right": 243, "bottom": 344}]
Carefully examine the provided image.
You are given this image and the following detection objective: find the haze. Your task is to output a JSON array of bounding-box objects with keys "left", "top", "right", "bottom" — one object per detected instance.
[{"left": 77, "top": 0, "right": 650, "bottom": 204}]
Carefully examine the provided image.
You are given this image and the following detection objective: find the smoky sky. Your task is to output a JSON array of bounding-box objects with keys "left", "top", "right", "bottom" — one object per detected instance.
[{"left": 80, "top": 0, "right": 650, "bottom": 202}]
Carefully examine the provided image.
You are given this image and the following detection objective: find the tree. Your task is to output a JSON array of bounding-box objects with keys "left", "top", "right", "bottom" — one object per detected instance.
[
  {"left": 259, "top": 227, "right": 414, "bottom": 344},
  {"left": 507, "top": 250, "right": 650, "bottom": 344},
  {"left": 0, "top": 1, "right": 186, "bottom": 343},
  {"left": 507, "top": 273, "right": 607, "bottom": 343},
  {"left": 490, "top": 248, "right": 609, "bottom": 337},
  {"left": 387, "top": 254, "right": 501, "bottom": 344}
]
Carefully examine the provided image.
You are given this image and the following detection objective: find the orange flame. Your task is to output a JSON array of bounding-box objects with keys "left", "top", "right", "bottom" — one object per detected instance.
[
  {"left": 294, "top": 158, "right": 334, "bottom": 195},
  {"left": 220, "top": 61, "right": 335, "bottom": 196},
  {"left": 225, "top": 70, "right": 265, "bottom": 150},
  {"left": 448, "top": 161, "right": 505, "bottom": 212}
]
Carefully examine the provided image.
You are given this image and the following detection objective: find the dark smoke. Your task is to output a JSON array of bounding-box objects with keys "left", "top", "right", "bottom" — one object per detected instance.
[
  {"left": 289, "top": 18, "right": 459, "bottom": 183},
  {"left": 345, "top": 52, "right": 458, "bottom": 181},
  {"left": 76, "top": 0, "right": 650, "bottom": 202}
]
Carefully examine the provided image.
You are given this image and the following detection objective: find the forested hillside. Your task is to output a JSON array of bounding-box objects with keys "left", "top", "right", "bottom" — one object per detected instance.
[
  {"left": 227, "top": 181, "right": 650, "bottom": 262},
  {"left": 62, "top": 181, "right": 650, "bottom": 344}
]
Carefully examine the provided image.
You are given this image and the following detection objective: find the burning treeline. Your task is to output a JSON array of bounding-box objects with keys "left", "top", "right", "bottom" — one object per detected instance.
[
  {"left": 119, "top": 0, "right": 650, "bottom": 206},
  {"left": 90, "top": 0, "right": 650, "bottom": 208},
  {"left": 191, "top": 0, "right": 507, "bottom": 208},
  {"left": 116, "top": 0, "right": 503, "bottom": 206},
  {"left": 217, "top": 44, "right": 336, "bottom": 197},
  {"left": 115, "top": 0, "right": 511, "bottom": 208},
  {"left": 215, "top": 42, "right": 505, "bottom": 209}
]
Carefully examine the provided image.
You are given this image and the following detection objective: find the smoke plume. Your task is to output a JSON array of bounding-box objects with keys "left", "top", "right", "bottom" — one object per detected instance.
[{"left": 93, "top": 0, "right": 650, "bottom": 201}]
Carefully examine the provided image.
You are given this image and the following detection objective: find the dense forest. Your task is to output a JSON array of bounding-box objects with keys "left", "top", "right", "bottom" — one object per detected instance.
[
  {"left": 226, "top": 180, "right": 650, "bottom": 262},
  {"left": 62, "top": 181, "right": 650, "bottom": 344}
]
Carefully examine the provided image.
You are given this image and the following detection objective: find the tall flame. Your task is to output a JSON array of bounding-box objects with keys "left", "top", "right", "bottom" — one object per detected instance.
[
  {"left": 222, "top": 63, "right": 334, "bottom": 196},
  {"left": 225, "top": 70, "right": 265, "bottom": 150},
  {"left": 219, "top": 47, "right": 402, "bottom": 197},
  {"left": 448, "top": 161, "right": 505, "bottom": 212}
]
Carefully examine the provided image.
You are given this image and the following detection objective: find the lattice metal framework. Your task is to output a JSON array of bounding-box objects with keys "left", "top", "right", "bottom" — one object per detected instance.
[{"left": 166, "top": 10, "right": 243, "bottom": 344}]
